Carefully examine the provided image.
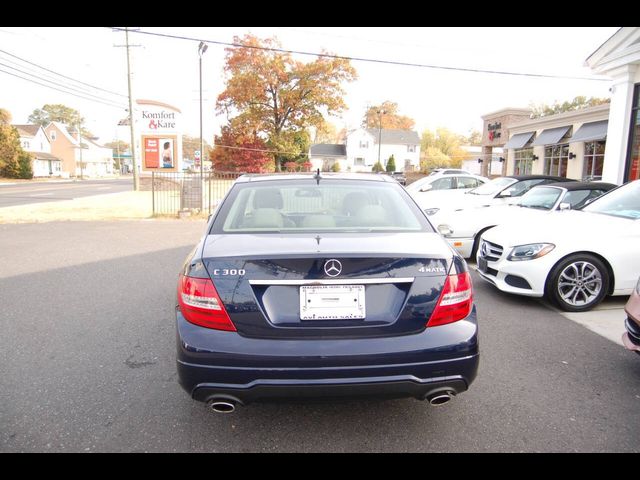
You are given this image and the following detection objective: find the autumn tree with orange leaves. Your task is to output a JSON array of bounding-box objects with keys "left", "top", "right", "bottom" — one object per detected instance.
[
  {"left": 216, "top": 35, "right": 357, "bottom": 171},
  {"left": 362, "top": 101, "right": 415, "bottom": 130}
]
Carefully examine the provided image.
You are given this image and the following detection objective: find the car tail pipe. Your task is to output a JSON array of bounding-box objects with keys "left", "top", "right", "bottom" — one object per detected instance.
[
  {"left": 206, "top": 396, "right": 241, "bottom": 414},
  {"left": 425, "top": 389, "right": 457, "bottom": 406}
]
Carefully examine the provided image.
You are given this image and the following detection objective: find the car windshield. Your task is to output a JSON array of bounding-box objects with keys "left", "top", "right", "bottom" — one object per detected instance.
[
  {"left": 582, "top": 180, "right": 640, "bottom": 219},
  {"left": 213, "top": 178, "right": 432, "bottom": 233},
  {"left": 467, "top": 177, "right": 515, "bottom": 195},
  {"left": 517, "top": 186, "right": 561, "bottom": 210}
]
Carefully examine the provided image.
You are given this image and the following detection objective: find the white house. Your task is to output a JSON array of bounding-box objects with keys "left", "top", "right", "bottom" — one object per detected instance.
[
  {"left": 13, "top": 124, "right": 63, "bottom": 177},
  {"left": 586, "top": 27, "right": 640, "bottom": 184},
  {"left": 345, "top": 128, "right": 421, "bottom": 172},
  {"left": 309, "top": 144, "right": 347, "bottom": 172}
]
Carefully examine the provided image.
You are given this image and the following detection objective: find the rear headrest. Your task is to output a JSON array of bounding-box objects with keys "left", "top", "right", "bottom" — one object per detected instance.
[
  {"left": 248, "top": 208, "right": 284, "bottom": 228},
  {"left": 342, "top": 191, "right": 370, "bottom": 216},
  {"left": 253, "top": 188, "right": 284, "bottom": 209},
  {"left": 354, "top": 204, "right": 389, "bottom": 227}
]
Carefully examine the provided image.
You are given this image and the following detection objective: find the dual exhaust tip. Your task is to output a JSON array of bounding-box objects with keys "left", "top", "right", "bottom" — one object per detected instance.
[{"left": 206, "top": 391, "right": 456, "bottom": 413}]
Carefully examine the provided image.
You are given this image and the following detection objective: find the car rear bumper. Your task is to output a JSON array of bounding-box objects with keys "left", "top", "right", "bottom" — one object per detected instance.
[{"left": 176, "top": 307, "right": 479, "bottom": 404}]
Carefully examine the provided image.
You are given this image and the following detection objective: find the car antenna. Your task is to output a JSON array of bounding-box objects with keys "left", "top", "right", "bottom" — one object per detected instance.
[{"left": 314, "top": 168, "right": 322, "bottom": 185}]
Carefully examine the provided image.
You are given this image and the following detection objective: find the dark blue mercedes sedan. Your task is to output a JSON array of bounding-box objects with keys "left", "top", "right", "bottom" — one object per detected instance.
[{"left": 176, "top": 173, "right": 479, "bottom": 412}]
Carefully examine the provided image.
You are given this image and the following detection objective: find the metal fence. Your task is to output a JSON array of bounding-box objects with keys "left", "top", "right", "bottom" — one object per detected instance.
[{"left": 147, "top": 171, "right": 243, "bottom": 216}]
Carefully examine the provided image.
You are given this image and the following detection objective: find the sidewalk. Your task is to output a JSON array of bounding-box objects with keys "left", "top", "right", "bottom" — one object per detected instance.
[{"left": 0, "top": 190, "right": 155, "bottom": 223}]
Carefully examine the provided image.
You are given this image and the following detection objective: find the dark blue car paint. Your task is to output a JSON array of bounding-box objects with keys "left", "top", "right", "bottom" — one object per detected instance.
[{"left": 176, "top": 175, "right": 479, "bottom": 405}]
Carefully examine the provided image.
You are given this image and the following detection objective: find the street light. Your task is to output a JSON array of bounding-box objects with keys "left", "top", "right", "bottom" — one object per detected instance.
[
  {"left": 198, "top": 41, "right": 208, "bottom": 210},
  {"left": 377, "top": 109, "right": 386, "bottom": 168}
]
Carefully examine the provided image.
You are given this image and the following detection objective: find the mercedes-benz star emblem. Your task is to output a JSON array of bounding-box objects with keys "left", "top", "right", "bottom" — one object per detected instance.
[
  {"left": 480, "top": 242, "right": 488, "bottom": 258},
  {"left": 324, "top": 259, "right": 342, "bottom": 277}
]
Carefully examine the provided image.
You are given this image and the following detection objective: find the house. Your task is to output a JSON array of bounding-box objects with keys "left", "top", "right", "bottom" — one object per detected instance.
[
  {"left": 13, "top": 124, "right": 63, "bottom": 177},
  {"left": 310, "top": 128, "right": 421, "bottom": 173},
  {"left": 44, "top": 122, "right": 113, "bottom": 178},
  {"left": 308, "top": 144, "right": 347, "bottom": 171}
]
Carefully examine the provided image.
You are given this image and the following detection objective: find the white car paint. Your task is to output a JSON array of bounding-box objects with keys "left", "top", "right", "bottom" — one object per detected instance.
[
  {"left": 476, "top": 180, "right": 640, "bottom": 304},
  {"left": 406, "top": 174, "right": 488, "bottom": 211}
]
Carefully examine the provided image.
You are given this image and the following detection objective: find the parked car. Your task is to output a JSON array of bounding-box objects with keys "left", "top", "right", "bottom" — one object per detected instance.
[
  {"left": 437, "top": 181, "right": 616, "bottom": 258},
  {"left": 423, "top": 174, "right": 577, "bottom": 227},
  {"left": 476, "top": 180, "right": 640, "bottom": 312},
  {"left": 406, "top": 173, "right": 489, "bottom": 212},
  {"left": 428, "top": 168, "right": 471, "bottom": 176},
  {"left": 388, "top": 171, "right": 407, "bottom": 185},
  {"left": 622, "top": 276, "right": 640, "bottom": 356},
  {"left": 176, "top": 173, "right": 479, "bottom": 411}
]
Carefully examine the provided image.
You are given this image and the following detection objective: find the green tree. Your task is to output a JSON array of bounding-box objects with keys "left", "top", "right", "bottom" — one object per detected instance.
[
  {"left": 0, "top": 108, "right": 26, "bottom": 178},
  {"left": 386, "top": 154, "right": 396, "bottom": 172},
  {"left": 362, "top": 101, "right": 415, "bottom": 130},
  {"left": 17, "top": 151, "right": 33, "bottom": 179},
  {"left": 372, "top": 160, "right": 385, "bottom": 173},
  {"left": 216, "top": 34, "right": 357, "bottom": 171},
  {"left": 530, "top": 96, "right": 610, "bottom": 118},
  {"left": 28, "top": 104, "right": 92, "bottom": 136}
]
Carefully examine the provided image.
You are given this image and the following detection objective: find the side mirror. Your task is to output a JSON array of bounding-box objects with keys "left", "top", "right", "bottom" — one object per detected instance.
[
  {"left": 420, "top": 184, "right": 433, "bottom": 192},
  {"left": 558, "top": 202, "right": 571, "bottom": 211}
]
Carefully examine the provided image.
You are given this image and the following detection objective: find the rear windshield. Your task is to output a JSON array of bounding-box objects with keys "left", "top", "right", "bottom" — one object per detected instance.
[{"left": 211, "top": 178, "right": 433, "bottom": 233}]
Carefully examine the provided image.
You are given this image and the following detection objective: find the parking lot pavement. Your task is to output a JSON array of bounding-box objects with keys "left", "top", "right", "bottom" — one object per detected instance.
[{"left": 1, "top": 222, "right": 639, "bottom": 452}]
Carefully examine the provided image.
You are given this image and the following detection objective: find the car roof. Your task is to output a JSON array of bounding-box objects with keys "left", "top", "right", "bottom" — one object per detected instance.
[
  {"left": 235, "top": 172, "right": 394, "bottom": 183},
  {"left": 541, "top": 181, "right": 618, "bottom": 191}
]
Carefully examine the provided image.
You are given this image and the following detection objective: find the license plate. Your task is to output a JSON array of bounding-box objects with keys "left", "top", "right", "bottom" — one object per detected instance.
[
  {"left": 478, "top": 257, "right": 488, "bottom": 273},
  {"left": 300, "top": 285, "right": 365, "bottom": 320}
]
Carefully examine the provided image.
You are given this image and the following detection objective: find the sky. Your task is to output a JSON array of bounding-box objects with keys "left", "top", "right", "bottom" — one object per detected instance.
[{"left": 0, "top": 26, "right": 620, "bottom": 146}]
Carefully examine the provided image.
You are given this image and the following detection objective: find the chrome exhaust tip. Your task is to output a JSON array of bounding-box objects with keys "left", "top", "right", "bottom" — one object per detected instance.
[
  {"left": 207, "top": 399, "right": 237, "bottom": 414},
  {"left": 426, "top": 391, "right": 456, "bottom": 406}
]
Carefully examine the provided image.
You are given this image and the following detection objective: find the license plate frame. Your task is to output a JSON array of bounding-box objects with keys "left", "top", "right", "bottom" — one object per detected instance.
[{"left": 299, "top": 285, "right": 366, "bottom": 320}]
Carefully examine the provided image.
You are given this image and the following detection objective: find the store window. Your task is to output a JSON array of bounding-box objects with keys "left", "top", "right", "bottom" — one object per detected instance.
[
  {"left": 514, "top": 148, "right": 534, "bottom": 175},
  {"left": 626, "top": 84, "right": 640, "bottom": 182},
  {"left": 544, "top": 144, "right": 569, "bottom": 177},
  {"left": 583, "top": 141, "right": 606, "bottom": 180}
]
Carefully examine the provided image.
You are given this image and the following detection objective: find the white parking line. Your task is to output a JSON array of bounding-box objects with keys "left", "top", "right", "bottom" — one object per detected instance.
[
  {"left": 96, "top": 187, "right": 112, "bottom": 190},
  {"left": 30, "top": 193, "right": 55, "bottom": 197}
]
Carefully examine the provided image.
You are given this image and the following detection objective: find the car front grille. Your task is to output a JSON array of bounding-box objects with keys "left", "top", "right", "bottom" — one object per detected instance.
[{"left": 479, "top": 240, "right": 503, "bottom": 262}]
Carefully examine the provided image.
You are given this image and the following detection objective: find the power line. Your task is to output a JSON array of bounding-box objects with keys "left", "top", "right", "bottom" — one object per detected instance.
[
  {"left": 110, "top": 27, "right": 608, "bottom": 82},
  {"left": 0, "top": 60, "right": 128, "bottom": 109},
  {"left": 0, "top": 48, "right": 128, "bottom": 98},
  {"left": 0, "top": 67, "right": 127, "bottom": 109}
]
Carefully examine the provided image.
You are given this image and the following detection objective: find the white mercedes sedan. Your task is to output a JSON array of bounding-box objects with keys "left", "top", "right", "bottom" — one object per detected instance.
[
  {"left": 438, "top": 181, "right": 615, "bottom": 258},
  {"left": 476, "top": 180, "right": 640, "bottom": 312}
]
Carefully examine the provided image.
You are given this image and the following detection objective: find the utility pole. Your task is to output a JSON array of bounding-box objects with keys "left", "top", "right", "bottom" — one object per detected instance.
[
  {"left": 125, "top": 27, "right": 139, "bottom": 191},
  {"left": 76, "top": 122, "right": 84, "bottom": 180}
]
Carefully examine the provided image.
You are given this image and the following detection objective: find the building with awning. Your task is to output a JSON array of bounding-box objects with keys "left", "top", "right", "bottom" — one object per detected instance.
[{"left": 500, "top": 104, "right": 609, "bottom": 180}]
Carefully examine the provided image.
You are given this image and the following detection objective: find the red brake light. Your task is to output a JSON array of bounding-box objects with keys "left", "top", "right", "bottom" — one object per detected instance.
[
  {"left": 427, "top": 272, "right": 473, "bottom": 327},
  {"left": 178, "top": 275, "right": 236, "bottom": 331}
]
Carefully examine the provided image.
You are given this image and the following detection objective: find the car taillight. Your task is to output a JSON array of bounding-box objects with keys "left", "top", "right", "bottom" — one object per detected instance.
[
  {"left": 427, "top": 272, "right": 473, "bottom": 327},
  {"left": 177, "top": 275, "right": 236, "bottom": 331}
]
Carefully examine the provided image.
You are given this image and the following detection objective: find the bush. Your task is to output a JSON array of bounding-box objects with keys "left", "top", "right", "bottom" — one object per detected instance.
[
  {"left": 372, "top": 161, "right": 384, "bottom": 173},
  {"left": 386, "top": 155, "right": 396, "bottom": 172},
  {"left": 17, "top": 152, "right": 33, "bottom": 179},
  {"left": 331, "top": 162, "right": 341, "bottom": 172}
]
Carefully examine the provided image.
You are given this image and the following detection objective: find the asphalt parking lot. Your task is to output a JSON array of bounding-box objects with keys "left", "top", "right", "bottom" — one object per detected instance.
[{"left": 0, "top": 220, "right": 638, "bottom": 452}]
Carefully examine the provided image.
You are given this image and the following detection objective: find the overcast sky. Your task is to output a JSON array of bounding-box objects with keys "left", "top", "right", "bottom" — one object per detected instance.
[{"left": 0, "top": 26, "right": 619, "bottom": 145}]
